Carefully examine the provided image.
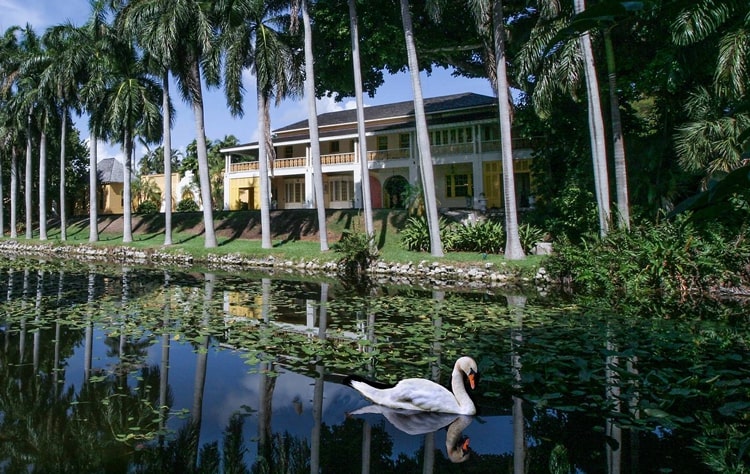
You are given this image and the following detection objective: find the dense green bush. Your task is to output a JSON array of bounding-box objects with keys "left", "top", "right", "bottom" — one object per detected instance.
[
  {"left": 545, "top": 214, "right": 750, "bottom": 309},
  {"left": 176, "top": 198, "right": 200, "bottom": 212},
  {"left": 136, "top": 200, "right": 159, "bottom": 214},
  {"left": 332, "top": 230, "right": 378, "bottom": 278},
  {"left": 400, "top": 216, "right": 455, "bottom": 252},
  {"left": 451, "top": 219, "right": 505, "bottom": 254},
  {"left": 518, "top": 222, "right": 546, "bottom": 254}
]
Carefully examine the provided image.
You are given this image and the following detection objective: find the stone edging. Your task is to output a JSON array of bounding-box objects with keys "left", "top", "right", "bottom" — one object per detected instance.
[{"left": 0, "top": 239, "right": 551, "bottom": 291}]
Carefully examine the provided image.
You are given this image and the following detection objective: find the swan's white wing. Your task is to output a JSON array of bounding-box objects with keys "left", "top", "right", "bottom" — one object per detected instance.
[{"left": 382, "top": 378, "right": 461, "bottom": 413}]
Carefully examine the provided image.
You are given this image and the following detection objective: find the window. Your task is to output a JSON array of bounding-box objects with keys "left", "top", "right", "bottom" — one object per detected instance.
[
  {"left": 284, "top": 145, "right": 294, "bottom": 159},
  {"left": 377, "top": 136, "right": 388, "bottom": 151},
  {"left": 329, "top": 141, "right": 340, "bottom": 154},
  {"left": 446, "top": 174, "right": 472, "bottom": 198},
  {"left": 284, "top": 179, "right": 304, "bottom": 203},
  {"left": 399, "top": 134, "right": 410, "bottom": 149},
  {"left": 330, "top": 177, "right": 354, "bottom": 202}
]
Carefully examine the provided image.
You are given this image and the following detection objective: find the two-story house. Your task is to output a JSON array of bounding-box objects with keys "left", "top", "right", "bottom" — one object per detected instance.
[{"left": 220, "top": 92, "right": 534, "bottom": 213}]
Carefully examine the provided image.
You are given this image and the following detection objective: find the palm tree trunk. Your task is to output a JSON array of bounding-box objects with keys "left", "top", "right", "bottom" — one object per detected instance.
[
  {"left": 188, "top": 61, "right": 217, "bottom": 248},
  {"left": 59, "top": 109, "right": 67, "bottom": 241},
  {"left": 575, "top": 0, "right": 610, "bottom": 237},
  {"left": 25, "top": 110, "right": 33, "bottom": 239},
  {"left": 0, "top": 146, "right": 4, "bottom": 238},
  {"left": 39, "top": 124, "right": 48, "bottom": 241},
  {"left": 123, "top": 130, "right": 133, "bottom": 243},
  {"left": 302, "top": 0, "right": 329, "bottom": 251},
  {"left": 89, "top": 129, "right": 99, "bottom": 242},
  {"left": 493, "top": 0, "right": 524, "bottom": 260},
  {"left": 258, "top": 89, "right": 272, "bottom": 249},
  {"left": 10, "top": 146, "right": 18, "bottom": 239},
  {"left": 348, "top": 0, "right": 375, "bottom": 239},
  {"left": 604, "top": 29, "right": 630, "bottom": 230},
  {"left": 162, "top": 72, "right": 173, "bottom": 246},
  {"left": 399, "top": 0, "right": 443, "bottom": 257}
]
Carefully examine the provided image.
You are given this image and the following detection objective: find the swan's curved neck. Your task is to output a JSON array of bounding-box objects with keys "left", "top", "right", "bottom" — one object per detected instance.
[{"left": 451, "top": 367, "right": 473, "bottom": 412}]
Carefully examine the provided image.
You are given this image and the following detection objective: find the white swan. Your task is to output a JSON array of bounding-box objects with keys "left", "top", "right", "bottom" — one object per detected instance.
[{"left": 344, "top": 356, "right": 478, "bottom": 415}]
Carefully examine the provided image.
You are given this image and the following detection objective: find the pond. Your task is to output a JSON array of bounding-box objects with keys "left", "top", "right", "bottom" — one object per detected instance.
[{"left": 0, "top": 258, "right": 748, "bottom": 473}]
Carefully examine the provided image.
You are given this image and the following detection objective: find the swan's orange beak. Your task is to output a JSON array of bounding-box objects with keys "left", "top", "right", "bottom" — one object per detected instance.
[
  {"left": 468, "top": 372, "right": 476, "bottom": 389},
  {"left": 461, "top": 437, "right": 471, "bottom": 452}
]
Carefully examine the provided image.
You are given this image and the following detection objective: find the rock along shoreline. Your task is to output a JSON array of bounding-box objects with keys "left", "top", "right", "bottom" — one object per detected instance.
[{"left": 0, "top": 239, "right": 551, "bottom": 292}]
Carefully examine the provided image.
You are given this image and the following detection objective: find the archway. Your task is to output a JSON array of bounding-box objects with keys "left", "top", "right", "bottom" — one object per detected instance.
[{"left": 383, "top": 175, "right": 409, "bottom": 209}]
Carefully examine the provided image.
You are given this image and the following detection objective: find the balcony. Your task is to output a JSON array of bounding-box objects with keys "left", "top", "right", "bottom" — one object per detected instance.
[
  {"left": 431, "top": 142, "right": 474, "bottom": 156},
  {"left": 321, "top": 152, "right": 355, "bottom": 165},
  {"left": 274, "top": 157, "right": 306, "bottom": 169},
  {"left": 367, "top": 148, "right": 410, "bottom": 161},
  {"left": 230, "top": 161, "right": 259, "bottom": 173}
]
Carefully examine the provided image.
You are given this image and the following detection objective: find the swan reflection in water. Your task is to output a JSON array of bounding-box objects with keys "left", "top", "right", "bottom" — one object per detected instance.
[{"left": 348, "top": 405, "right": 474, "bottom": 463}]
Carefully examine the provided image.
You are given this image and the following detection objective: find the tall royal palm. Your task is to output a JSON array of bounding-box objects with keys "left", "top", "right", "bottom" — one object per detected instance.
[
  {"left": 119, "top": 0, "right": 220, "bottom": 248},
  {"left": 117, "top": 0, "right": 185, "bottom": 246},
  {"left": 467, "top": 0, "right": 525, "bottom": 259},
  {"left": 399, "top": 0, "right": 444, "bottom": 257},
  {"left": 79, "top": 1, "right": 117, "bottom": 243},
  {"left": 0, "top": 26, "right": 22, "bottom": 239},
  {"left": 218, "top": 0, "right": 303, "bottom": 250},
  {"left": 292, "top": 0, "right": 329, "bottom": 251},
  {"left": 575, "top": 0, "right": 610, "bottom": 236},
  {"left": 347, "top": 0, "right": 375, "bottom": 240},
  {"left": 40, "top": 23, "right": 85, "bottom": 241},
  {"left": 672, "top": 0, "right": 750, "bottom": 177},
  {"left": 10, "top": 25, "right": 45, "bottom": 240},
  {"left": 100, "top": 39, "right": 163, "bottom": 243},
  {"left": 517, "top": 0, "right": 611, "bottom": 236}
]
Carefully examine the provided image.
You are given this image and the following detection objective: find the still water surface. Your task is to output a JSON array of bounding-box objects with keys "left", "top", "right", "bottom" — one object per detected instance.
[{"left": 0, "top": 259, "right": 747, "bottom": 473}]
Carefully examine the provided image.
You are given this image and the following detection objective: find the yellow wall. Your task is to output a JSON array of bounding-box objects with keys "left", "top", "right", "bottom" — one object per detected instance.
[
  {"left": 228, "top": 177, "right": 261, "bottom": 210},
  {"left": 140, "top": 173, "right": 180, "bottom": 211},
  {"left": 99, "top": 183, "right": 124, "bottom": 214},
  {"left": 98, "top": 173, "right": 180, "bottom": 215}
]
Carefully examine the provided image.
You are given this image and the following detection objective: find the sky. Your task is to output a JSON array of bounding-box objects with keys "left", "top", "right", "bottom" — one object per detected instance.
[{"left": 2, "top": 0, "right": 496, "bottom": 163}]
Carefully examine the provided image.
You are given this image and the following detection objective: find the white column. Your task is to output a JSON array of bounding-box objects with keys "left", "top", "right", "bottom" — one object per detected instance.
[
  {"left": 305, "top": 146, "right": 315, "bottom": 208},
  {"left": 353, "top": 139, "right": 363, "bottom": 208},
  {"left": 408, "top": 131, "right": 419, "bottom": 186},
  {"left": 223, "top": 154, "right": 231, "bottom": 210}
]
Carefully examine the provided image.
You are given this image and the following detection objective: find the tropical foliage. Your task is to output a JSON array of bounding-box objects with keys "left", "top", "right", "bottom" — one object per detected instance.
[{"left": 0, "top": 0, "right": 748, "bottom": 284}]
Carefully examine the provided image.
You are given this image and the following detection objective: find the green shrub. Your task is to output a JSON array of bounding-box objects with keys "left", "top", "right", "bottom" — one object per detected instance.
[
  {"left": 176, "top": 198, "right": 200, "bottom": 212},
  {"left": 452, "top": 219, "right": 505, "bottom": 254},
  {"left": 136, "top": 200, "right": 159, "bottom": 214},
  {"left": 400, "top": 216, "right": 455, "bottom": 252},
  {"left": 332, "top": 230, "right": 378, "bottom": 278},
  {"left": 545, "top": 215, "right": 750, "bottom": 310},
  {"left": 518, "top": 223, "right": 546, "bottom": 254}
]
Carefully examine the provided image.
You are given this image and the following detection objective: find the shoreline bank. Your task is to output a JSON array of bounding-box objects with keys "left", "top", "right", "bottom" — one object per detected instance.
[{"left": 0, "top": 239, "right": 551, "bottom": 292}]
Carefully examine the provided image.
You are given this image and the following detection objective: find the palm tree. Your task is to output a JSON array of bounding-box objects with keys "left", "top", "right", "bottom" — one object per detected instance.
[
  {"left": 42, "top": 23, "right": 92, "bottom": 241},
  {"left": 117, "top": 0, "right": 219, "bottom": 248},
  {"left": 466, "top": 0, "right": 524, "bottom": 259},
  {"left": 672, "top": 0, "right": 750, "bottom": 179},
  {"left": 0, "top": 27, "right": 22, "bottom": 239},
  {"left": 398, "top": 0, "right": 444, "bottom": 257},
  {"left": 218, "top": 0, "right": 303, "bottom": 250},
  {"left": 516, "top": 0, "right": 611, "bottom": 236},
  {"left": 100, "top": 35, "right": 163, "bottom": 243},
  {"left": 7, "top": 24, "right": 44, "bottom": 240},
  {"left": 292, "top": 0, "right": 329, "bottom": 251},
  {"left": 347, "top": 0, "right": 375, "bottom": 240},
  {"left": 79, "top": 2, "right": 117, "bottom": 243},
  {"left": 117, "top": 0, "right": 187, "bottom": 246},
  {"left": 575, "top": 0, "right": 611, "bottom": 237}
]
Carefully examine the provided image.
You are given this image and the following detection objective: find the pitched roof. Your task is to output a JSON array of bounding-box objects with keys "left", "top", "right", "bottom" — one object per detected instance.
[
  {"left": 222, "top": 92, "right": 498, "bottom": 152},
  {"left": 276, "top": 92, "right": 497, "bottom": 133},
  {"left": 97, "top": 158, "right": 124, "bottom": 183}
]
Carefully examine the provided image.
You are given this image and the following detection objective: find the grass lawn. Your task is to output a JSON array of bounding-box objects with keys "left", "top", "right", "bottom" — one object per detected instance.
[{"left": 9, "top": 209, "right": 545, "bottom": 273}]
